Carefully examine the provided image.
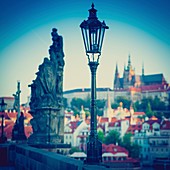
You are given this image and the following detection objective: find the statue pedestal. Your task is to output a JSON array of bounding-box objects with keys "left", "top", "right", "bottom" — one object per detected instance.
[
  {"left": 28, "top": 107, "right": 64, "bottom": 145},
  {"left": 28, "top": 133, "right": 61, "bottom": 144}
]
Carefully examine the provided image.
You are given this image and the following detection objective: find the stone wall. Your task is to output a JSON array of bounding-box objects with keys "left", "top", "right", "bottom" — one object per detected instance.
[
  {"left": 9, "top": 145, "right": 83, "bottom": 170},
  {"left": 1, "top": 144, "right": 142, "bottom": 170}
]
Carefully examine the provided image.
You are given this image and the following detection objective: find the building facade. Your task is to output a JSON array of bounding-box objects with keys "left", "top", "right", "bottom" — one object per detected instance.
[
  {"left": 63, "top": 88, "right": 114, "bottom": 106},
  {"left": 0, "top": 97, "right": 14, "bottom": 111},
  {"left": 113, "top": 55, "right": 169, "bottom": 102},
  {"left": 133, "top": 117, "right": 170, "bottom": 165}
]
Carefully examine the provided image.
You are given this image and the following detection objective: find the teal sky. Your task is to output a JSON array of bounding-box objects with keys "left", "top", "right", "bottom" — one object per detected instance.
[{"left": 0, "top": 0, "right": 170, "bottom": 103}]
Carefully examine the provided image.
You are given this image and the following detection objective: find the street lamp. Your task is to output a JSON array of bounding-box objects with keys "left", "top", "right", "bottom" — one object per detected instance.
[{"left": 80, "top": 3, "right": 109, "bottom": 164}]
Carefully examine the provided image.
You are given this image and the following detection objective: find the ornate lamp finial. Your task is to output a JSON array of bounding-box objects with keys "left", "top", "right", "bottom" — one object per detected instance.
[{"left": 91, "top": 3, "right": 94, "bottom": 8}]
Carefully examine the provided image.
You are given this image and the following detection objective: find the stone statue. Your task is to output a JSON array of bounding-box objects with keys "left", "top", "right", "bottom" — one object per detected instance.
[
  {"left": 29, "top": 28, "right": 64, "bottom": 110},
  {"left": 12, "top": 112, "right": 27, "bottom": 141},
  {"left": 28, "top": 28, "right": 65, "bottom": 144},
  {"left": 18, "top": 112, "right": 27, "bottom": 140}
]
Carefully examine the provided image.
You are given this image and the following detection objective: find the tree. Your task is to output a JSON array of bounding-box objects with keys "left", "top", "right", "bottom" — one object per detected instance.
[
  {"left": 85, "top": 109, "right": 90, "bottom": 118},
  {"left": 121, "top": 132, "right": 132, "bottom": 147},
  {"left": 145, "top": 102, "right": 154, "bottom": 118},
  {"left": 116, "top": 96, "right": 131, "bottom": 109},
  {"left": 120, "top": 133, "right": 141, "bottom": 158},
  {"left": 104, "top": 130, "right": 121, "bottom": 145},
  {"left": 111, "top": 103, "right": 119, "bottom": 109},
  {"left": 84, "top": 95, "right": 90, "bottom": 109},
  {"left": 150, "top": 96, "right": 165, "bottom": 111},
  {"left": 96, "top": 99, "right": 105, "bottom": 109},
  {"left": 71, "top": 97, "right": 85, "bottom": 111},
  {"left": 98, "top": 130, "right": 105, "bottom": 143}
]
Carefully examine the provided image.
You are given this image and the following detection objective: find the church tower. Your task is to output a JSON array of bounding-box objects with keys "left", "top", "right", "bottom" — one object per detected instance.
[
  {"left": 114, "top": 63, "right": 120, "bottom": 89},
  {"left": 142, "top": 62, "right": 144, "bottom": 76},
  {"left": 123, "top": 55, "right": 135, "bottom": 88},
  {"left": 103, "top": 89, "right": 113, "bottom": 121}
]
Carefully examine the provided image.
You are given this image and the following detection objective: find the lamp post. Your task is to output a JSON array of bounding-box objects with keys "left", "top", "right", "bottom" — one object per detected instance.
[{"left": 80, "top": 3, "right": 108, "bottom": 164}]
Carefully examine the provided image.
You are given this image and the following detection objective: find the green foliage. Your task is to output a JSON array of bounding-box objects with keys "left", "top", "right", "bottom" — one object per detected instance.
[
  {"left": 152, "top": 96, "right": 166, "bottom": 110},
  {"left": 121, "top": 133, "right": 141, "bottom": 158},
  {"left": 96, "top": 99, "right": 105, "bottom": 109},
  {"left": 71, "top": 97, "right": 85, "bottom": 111},
  {"left": 121, "top": 133, "right": 132, "bottom": 146},
  {"left": 69, "top": 147, "right": 81, "bottom": 154},
  {"left": 85, "top": 110, "right": 90, "bottom": 118},
  {"left": 111, "top": 103, "right": 119, "bottom": 109},
  {"left": 98, "top": 130, "right": 105, "bottom": 143},
  {"left": 116, "top": 96, "right": 131, "bottom": 109},
  {"left": 84, "top": 95, "right": 90, "bottom": 108},
  {"left": 132, "top": 103, "right": 137, "bottom": 112},
  {"left": 97, "top": 108, "right": 104, "bottom": 116},
  {"left": 134, "top": 97, "right": 167, "bottom": 112},
  {"left": 145, "top": 102, "right": 154, "bottom": 118},
  {"left": 133, "top": 96, "right": 168, "bottom": 118},
  {"left": 70, "top": 97, "right": 106, "bottom": 116},
  {"left": 104, "top": 130, "right": 121, "bottom": 145},
  {"left": 112, "top": 96, "right": 131, "bottom": 109}
]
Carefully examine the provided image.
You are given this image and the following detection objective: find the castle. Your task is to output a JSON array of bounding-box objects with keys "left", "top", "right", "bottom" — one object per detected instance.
[{"left": 113, "top": 55, "right": 169, "bottom": 102}]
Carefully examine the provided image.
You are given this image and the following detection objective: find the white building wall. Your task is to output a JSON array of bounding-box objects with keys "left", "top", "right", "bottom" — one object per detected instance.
[
  {"left": 120, "top": 120, "right": 129, "bottom": 138},
  {"left": 64, "top": 88, "right": 114, "bottom": 107},
  {"left": 72, "top": 121, "right": 88, "bottom": 147}
]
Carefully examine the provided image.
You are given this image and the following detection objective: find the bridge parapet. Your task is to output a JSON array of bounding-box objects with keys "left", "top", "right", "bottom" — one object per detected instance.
[{"left": 5, "top": 144, "right": 108, "bottom": 170}]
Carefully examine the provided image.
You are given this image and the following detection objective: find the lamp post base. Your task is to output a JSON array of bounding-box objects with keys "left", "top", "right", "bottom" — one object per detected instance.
[{"left": 86, "top": 135, "right": 102, "bottom": 164}]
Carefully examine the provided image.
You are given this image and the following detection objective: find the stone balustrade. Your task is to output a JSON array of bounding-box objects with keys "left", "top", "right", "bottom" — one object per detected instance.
[{"left": 3, "top": 144, "right": 108, "bottom": 170}]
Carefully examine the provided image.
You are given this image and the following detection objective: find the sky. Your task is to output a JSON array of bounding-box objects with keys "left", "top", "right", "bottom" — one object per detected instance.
[{"left": 0, "top": 0, "right": 170, "bottom": 103}]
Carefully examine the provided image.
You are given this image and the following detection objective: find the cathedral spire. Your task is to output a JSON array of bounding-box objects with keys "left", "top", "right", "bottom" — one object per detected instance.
[
  {"left": 127, "top": 54, "right": 131, "bottom": 71},
  {"left": 115, "top": 62, "right": 118, "bottom": 74},
  {"left": 142, "top": 62, "right": 144, "bottom": 76},
  {"left": 114, "top": 63, "right": 120, "bottom": 88}
]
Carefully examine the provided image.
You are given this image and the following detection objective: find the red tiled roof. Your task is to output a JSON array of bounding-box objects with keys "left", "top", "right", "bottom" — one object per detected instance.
[
  {"left": 143, "top": 119, "right": 161, "bottom": 130},
  {"left": 144, "top": 119, "right": 160, "bottom": 125},
  {"left": 133, "top": 112, "right": 145, "bottom": 116},
  {"left": 0, "top": 122, "right": 32, "bottom": 139},
  {"left": 77, "top": 135, "right": 88, "bottom": 138},
  {"left": 127, "top": 124, "right": 142, "bottom": 134},
  {"left": 129, "top": 87, "right": 141, "bottom": 92},
  {"left": 141, "top": 84, "right": 168, "bottom": 92},
  {"left": 102, "top": 144, "right": 129, "bottom": 156},
  {"left": 0, "top": 112, "right": 11, "bottom": 119},
  {"left": 110, "top": 117, "right": 117, "bottom": 122},
  {"left": 99, "top": 117, "right": 109, "bottom": 123},
  {"left": 6, "top": 112, "right": 17, "bottom": 120},
  {"left": 108, "top": 120, "right": 121, "bottom": 127},
  {"left": 4, "top": 119, "right": 14, "bottom": 125},
  {"left": 150, "top": 116, "right": 158, "bottom": 120},
  {"left": 68, "top": 121, "right": 82, "bottom": 132},
  {"left": 161, "top": 120, "right": 170, "bottom": 130}
]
